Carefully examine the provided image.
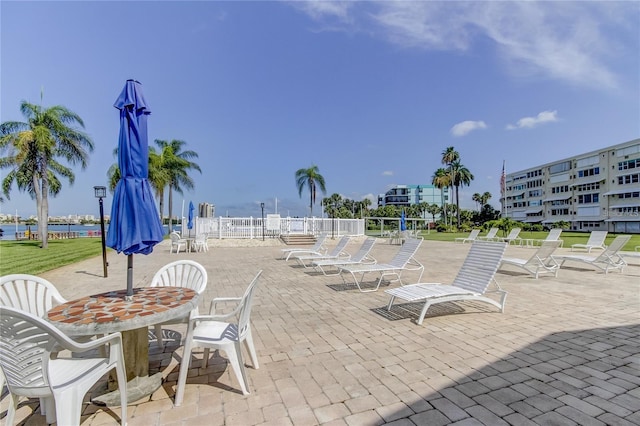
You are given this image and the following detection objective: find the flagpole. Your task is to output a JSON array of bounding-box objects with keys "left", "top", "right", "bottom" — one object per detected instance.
[{"left": 500, "top": 160, "right": 506, "bottom": 218}]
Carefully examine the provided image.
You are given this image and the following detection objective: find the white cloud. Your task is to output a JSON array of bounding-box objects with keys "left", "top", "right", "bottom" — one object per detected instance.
[
  {"left": 382, "top": 170, "right": 393, "bottom": 176},
  {"left": 291, "top": 1, "right": 635, "bottom": 89},
  {"left": 506, "top": 110, "right": 559, "bottom": 130},
  {"left": 450, "top": 120, "right": 487, "bottom": 137}
]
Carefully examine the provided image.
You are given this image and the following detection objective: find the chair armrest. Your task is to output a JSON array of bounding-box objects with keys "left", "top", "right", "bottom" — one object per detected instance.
[
  {"left": 58, "top": 331, "right": 123, "bottom": 354},
  {"left": 208, "top": 297, "right": 243, "bottom": 316}
]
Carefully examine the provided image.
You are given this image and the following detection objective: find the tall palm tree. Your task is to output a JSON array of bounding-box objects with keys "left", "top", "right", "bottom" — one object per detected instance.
[
  {"left": 431, "top": 168, "right": 450, "bottom": 225},
  {"left": 441, "top": 147, "right": 459, "bottom": 226},
  {"left": 451, "top": 160, "right": 474, "bottom": 227},
  {"left": 295, "top": 165, "right": 326, "bottom": 217},
  {"left": 153, "top": 139, "right": 201, "bottom": 233},
  {"left": 0, "top": 100, "right": 93, "bottom": 248}
]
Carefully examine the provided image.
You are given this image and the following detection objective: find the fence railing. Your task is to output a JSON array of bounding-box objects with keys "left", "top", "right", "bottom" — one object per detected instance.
[{"left": 182, "top": 217, "right": 365, "bottom": 239}]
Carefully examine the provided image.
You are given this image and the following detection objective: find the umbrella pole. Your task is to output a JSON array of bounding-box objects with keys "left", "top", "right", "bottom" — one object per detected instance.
[{"left": 126, "top": 254, "right": 134, "bottom": 301}]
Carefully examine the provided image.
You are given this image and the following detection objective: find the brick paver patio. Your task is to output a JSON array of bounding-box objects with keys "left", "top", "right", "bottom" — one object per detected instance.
[{"left": 2, "top": 238, "right": 638, "bottom": 425}]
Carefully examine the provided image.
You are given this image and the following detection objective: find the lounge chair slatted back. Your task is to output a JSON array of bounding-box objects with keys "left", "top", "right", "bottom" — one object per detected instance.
[
  {"left": 455, "top": 229, "right": 480, "bottom": 243},
  {"left": 453, "top": 241, "right": 508, "bottom": 294},
  {"left": 338, "top": 238, "right": 424, "bottom": 292},
  {"left": 281, "top": 234, "right": 328, "bottom": 260},
  {"left": 555, "top": 235, "right": 631, "bottom": 274},
  {"left": 311, "top": 238, "right": 377, "bottom": 275},
  {"left": 571, "top": 231, "right": 607, "bottom": 252},
  {"left": 293, "top": 236, "right": 351, "bottom": 267},
  {"left": 478, "top": 228, "right": 498, "bottom": 241},
  {"left": 385, "top": 241, "right": 508, "bottom": 325},
  {"left": 546, "top": 228, "right": 562, "bottom": 241},
  {"left": 501, "top": 240, "right": 562, "bottom": 278},
  {"left": 500, "top": 228, "right": 522, "bottom": 245},
  {"left": 389, "top": 238, "right": 423, "bottom": 268}
]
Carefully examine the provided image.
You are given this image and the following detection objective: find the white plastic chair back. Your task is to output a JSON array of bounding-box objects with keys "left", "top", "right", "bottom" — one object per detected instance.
[
  {"left": 453, "top": 241, "right": 508, "bottom": 294},
  {"left": 237, "top": 271, "right": 261, "bottom": 341},
  {"left": 0, "top": 274, "right": 66, "bottom": 317},
  {"left": 546, "top": 228, "right": 562, "bottom": 241},
  {"left": 150, "top": 260, "right": 208, "bottom": 294}
]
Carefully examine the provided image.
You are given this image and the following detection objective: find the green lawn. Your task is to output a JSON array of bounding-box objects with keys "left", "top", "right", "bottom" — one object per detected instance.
[{"left": 0, "top": 238, "right": 110, "bottom": 276}]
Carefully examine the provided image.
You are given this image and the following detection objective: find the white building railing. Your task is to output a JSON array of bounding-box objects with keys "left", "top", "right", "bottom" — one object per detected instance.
[{"left": 182, "top": 216, "right": 365, "bottom": 239}]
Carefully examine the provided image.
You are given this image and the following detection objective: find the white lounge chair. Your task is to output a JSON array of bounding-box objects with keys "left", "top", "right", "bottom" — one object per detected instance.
[
  {"left": 0, "top": 306, "right": 128, "bottom": 426},
  {"left": 455, "top": 229, "right": 481, "bottom": 244},
  {"left": 571, "top": 231, "right": 608, "bottom": 252},
  {"left": 337, "top": 238, "right": 424, "bottom": 292},
  {"left": 149, "top": 260, "right": 208, "bottom": 347},
  {"left": 175, "top": 271, "right": 261, "bottom": 405},
  {"left": 538, "top": 228, "right": 563, "bottom": 247},
  {"left": 385, "top": 241, "right": 508, "bottom": 325},
  {"left": 292, "top": 235, "right": 351, "bottom": 267},
  {"left": 312, "top": 237, "right": 377, "bottom": 275},
  {"left": 500, "top": 240, "right": 562, "bottom": 279},
  {"left": 477, "top": 227, "right": 499, "bottom": 241},
  {"left": 497, "top": 227, "right": 522, "bottom": 245},
  {"left": 554, "top": 235, "right": 631, "bottom": 274},
  {"left": 280, "top": 234, "right": 328, "bottom": 260}
]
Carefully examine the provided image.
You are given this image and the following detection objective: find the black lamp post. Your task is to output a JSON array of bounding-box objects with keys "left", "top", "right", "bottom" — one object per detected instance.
[
  {"left": 94, "top": 186, "right": 108, "bottom": 278},
  {"left": 260, "top": 202, "right": 265, "bottom": 241}
]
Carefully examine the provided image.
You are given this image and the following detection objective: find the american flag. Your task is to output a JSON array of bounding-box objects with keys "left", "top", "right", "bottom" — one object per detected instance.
[{"left": 500, "top": 161, "right": 506, "bottom": 197}]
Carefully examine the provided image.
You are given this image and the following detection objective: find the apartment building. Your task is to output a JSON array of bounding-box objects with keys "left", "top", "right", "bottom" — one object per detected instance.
[
  {"left": 378, "top": 184, "right": 448, "bottom": 209},
  {"left": 502, "top": 138, "right": 640, "bottom": 233}
]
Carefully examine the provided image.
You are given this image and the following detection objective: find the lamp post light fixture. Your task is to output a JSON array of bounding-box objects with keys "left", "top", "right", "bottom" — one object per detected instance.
[
  {"left": 94, "top": 186, "right": 108, "bottom": 278},
  {"left": 260, "top": 202, "right": 265, "bottom": 241}
]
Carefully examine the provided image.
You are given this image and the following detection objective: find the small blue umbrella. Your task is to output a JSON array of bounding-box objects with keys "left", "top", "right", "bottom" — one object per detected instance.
[
  {"left": 187, "top": 201, "right": 194, "bottom": 232},
  {"left": 400, "top": 209, "right": 407, "bottom": 231},
  {"left": 106, "top": 80, "right": 164, "bottom": 298}
]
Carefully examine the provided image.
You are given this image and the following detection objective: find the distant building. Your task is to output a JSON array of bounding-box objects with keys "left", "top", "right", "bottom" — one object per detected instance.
[
  {"left": 502, "top": 138, "right": 639, "bottom": 233},
  {"left": 378, "top": 184, "right": 448, "bottom": 212},
  {"left": 199, "top": 202, "right": 215, "bottom": 218}
]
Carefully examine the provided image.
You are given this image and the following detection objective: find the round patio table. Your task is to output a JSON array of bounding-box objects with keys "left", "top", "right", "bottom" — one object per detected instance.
[{"left": 47, "top": 286, "right": 198, "bottom": 405}]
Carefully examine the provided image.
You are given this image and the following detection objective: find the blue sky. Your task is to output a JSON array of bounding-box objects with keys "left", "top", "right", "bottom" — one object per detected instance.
[{"left": 1, "top": 1, "right": 638, "bottom": 219}]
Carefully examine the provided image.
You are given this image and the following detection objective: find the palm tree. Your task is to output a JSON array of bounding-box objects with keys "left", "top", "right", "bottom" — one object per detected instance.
[
  {"left": 431, "top": 168, "right": 450, "bottom": 226},
  {"left": 0, "top": 100, "right": 93, "bottom": 248},
  {"left": 480, "top": 191, "right": 492, "bottom": 207},
  {"left": 295, "top": 165, "right": 326, "bottom": 217},
  {"left": 441, "top": 147, "right": 459, "bottom": 226},
  {"left": 153, "top": 139, "right": 201, "bottom": 233},
  {"left": 426, "top": 203, "right": 441, "bottom": 225},
  {"left": 451, "top": 160, "right": 474, "bottom": 227},
  {"left": 472, "top": 193, "right": 482, "bottom": 211}
]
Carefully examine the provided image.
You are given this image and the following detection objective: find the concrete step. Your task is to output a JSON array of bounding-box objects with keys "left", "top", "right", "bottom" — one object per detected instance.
[{"left": 280, "top": 234, "right": 317, "bottom": 245}]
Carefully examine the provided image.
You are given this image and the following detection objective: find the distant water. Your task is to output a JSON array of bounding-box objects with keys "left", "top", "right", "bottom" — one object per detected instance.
[{"left": 0, "top": 224, "right": 180, "bottom": 241}]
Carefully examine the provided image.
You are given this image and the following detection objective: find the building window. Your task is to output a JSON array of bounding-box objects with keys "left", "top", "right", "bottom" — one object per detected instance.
[
  {"left": 618, "top": 173, "right": 640, "bottom": 185},
  {"left": 577, "top": 193, "right": 599, "bottom": 204},
  {"left": 618, "top": 158, "right": 640, "bottom": 170},
  {"left": 577, "top": 167, "right": 600, "bottom": 177}
]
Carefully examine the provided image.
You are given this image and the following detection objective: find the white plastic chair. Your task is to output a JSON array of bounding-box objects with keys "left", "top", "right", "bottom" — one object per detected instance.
[
  {"left": 455, "top": 229, "right": 480, "bottom": 243},
  {"left": 292, "top": 235, "right": 351, "bottom": 267},
  {"left": 0, "top": 274, "right": 68, "bottom": 414},
  {"left": 500, "top": 240, "right": 562, "bottom": 279},
  {"left": 554, "top": 235, "right": 631, "bottom": 274},
  {"left": 477, "top": 227, "right": 499, "bottom": 241},
  {"left": 170, "top": 231, "right": 188, "bottom": 253},
  {"left": 571, "top": 231, "right": 608, "bottom": 252},
  {"left": 174, "top": 271, "right": 262, "bottom": 405},
  {"left": 150, "top": 260, "right": 208, "bottom": 347},
  {"left": 192, "top": 233, "right": 208, "bottom": 252},
  {"left": 0, "top": 306, "right": 128, "bottom": 425}
]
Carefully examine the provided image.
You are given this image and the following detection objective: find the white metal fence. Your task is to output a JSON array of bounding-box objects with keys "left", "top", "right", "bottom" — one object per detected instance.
[{"left": 182, "top": 216, "right": 365, "bottom": 239}]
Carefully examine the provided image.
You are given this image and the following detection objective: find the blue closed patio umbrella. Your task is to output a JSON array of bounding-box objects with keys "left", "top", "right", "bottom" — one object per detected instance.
[
  {"left": 187, "top": 201, "right": 194, "bottom": 236},
  {"left": 106, "top": 79, "right": 164, "bottom": 299},
  {"left": 400, "top": 210, "right": 407, "bottom": 231}
]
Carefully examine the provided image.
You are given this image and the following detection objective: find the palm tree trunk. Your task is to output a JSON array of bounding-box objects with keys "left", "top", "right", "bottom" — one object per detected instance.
[
  {"left": 168, "top": 186, "right": 173, "bottom": 234},
  {"left": 455, "top": 185, "right": 461, "bottom": 227},
  {"left": 158, "top": 188, "right": 165, "bottom": 226}
]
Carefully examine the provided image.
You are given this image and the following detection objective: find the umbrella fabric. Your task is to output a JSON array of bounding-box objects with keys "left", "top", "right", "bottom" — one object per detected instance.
[
  {"left": 106, "top": 80, "right": 164, "bottom": 256},
  {"left": 400, "top": 210, "right": 407, "bottom": 231},
  {"left": 187, "top": 201, "right": 194, "bottom": 230}
]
